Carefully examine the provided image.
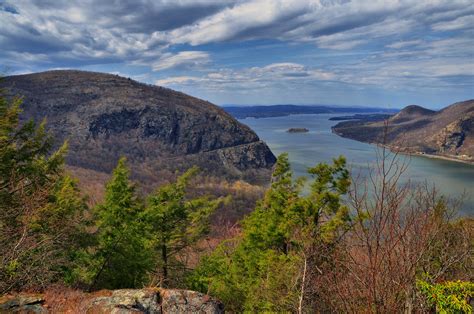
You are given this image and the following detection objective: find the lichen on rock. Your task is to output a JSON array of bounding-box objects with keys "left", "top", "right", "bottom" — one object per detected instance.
[{"left": 0, "top": 289, "right": 224, "bottom": 314}]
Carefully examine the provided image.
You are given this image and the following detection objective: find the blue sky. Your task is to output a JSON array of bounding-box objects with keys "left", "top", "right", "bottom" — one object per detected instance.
[{"left": 1, "top": 0, "right": 473, "bottom": 108}]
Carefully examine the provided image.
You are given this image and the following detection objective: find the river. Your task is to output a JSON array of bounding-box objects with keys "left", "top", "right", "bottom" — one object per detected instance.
[{"left": 240, "top": 114, "right": 474, "bottom": 216}]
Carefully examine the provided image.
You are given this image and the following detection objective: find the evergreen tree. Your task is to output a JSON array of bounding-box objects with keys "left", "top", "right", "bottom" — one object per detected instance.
[
  {"left": 145, "top": 166, "right": 222, "bottom": 287},
  {"left": 0, "top": 90, "right": 88, "bottom": 292},
  {"left": 190, "top": 153, "right": 352, "bottom": 312},
  {"left": 86, "top": 157, "right": 152, "bottom": 290}
]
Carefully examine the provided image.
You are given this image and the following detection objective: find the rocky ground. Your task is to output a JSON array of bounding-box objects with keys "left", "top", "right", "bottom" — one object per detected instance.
[{"left": 0, "top": 289, "right": 224, "bottom": 313}]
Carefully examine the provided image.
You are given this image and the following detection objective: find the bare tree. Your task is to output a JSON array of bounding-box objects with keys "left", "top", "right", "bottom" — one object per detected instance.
[{"left": 314, "top": 123, "right": 472, "bottom": 312}]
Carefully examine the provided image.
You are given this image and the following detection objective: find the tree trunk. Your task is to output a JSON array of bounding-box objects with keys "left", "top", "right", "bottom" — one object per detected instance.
[
  {"left": 161, "top": 244, "right": 168, "bottom": 287},
  {"left": 298, "top": 254, "right": 307, "bottom": 314}
]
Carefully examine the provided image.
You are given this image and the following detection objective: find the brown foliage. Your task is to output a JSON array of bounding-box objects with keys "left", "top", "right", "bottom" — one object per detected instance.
[{"left": 313, "top": 145, "right": 473, "bottom": 312}]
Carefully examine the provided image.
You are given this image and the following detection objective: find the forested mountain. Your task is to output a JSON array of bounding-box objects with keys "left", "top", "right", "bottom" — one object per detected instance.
[
  {"left": 332, "top": 100, "right": 474, "bottom": 163},
  {"left": 1, "top": 70, "right": 276, "bottom": 185}
]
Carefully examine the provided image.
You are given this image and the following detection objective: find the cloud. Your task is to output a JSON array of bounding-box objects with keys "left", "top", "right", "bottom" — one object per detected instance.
[
  {"left": 156, "top": 76, "right": 200, "bottom": 85},
  {"left": 313, "top": 16, "right": 416, "bottom": 50},
  {"left": 167, "top": 0, "right": 311, "bottom": 45},
  {"left": 1, "top": 0, "right": 472, "bottom": 67},
  {"left": 1, "top": 0, "right": 472, "bottom": 106},
  {"left": 386, "top": 40, "right": 423, "bottom": 49},
  {"left": 431, "top": 14, "right": 474, "bottom": 31},
  {"left": 0, "top": 0, "right": 232, "bottom": 65},
  {"left": 156, "top": 33, "right": 474, "bottom": 96},
  {"left": 156, "top": 62, "right": 336, "bottom": 90},
  {"left": 151, "top": 51, "right": 210, "bottom": 71}
]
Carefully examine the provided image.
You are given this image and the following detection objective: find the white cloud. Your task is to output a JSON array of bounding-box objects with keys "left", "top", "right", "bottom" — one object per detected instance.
[
  {"left": 2, "top": 0, "right": 473, "bottom": 66},
  {"left": 317, "top": 38, "right": 367, "bottom": 50},
  {"left": 168, "top": 0, "right": 312, "bottom": 45},
  {"left": 151, "top": 51, "right": 210, "bottom": 71},
  {"left": 386, "top": 40, "right": 423, "bottom": 49},
  {"left": 1, "top": 0, "right": 472, "bottom": 104},
  {"left": 431, "top": 14, "right": 474, "bottom": 31},
  {"left": 156, "top": 62, "right": 336, "bottom": 90},
  {"left": 156, "top": 76, "right": 201, "bottom": 85}
]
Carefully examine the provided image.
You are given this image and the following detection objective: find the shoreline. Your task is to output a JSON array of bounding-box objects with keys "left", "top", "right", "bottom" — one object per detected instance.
[
  {"left": 405, "top": 151, "right": 474, "bottom": 166},
  {"left": 332, "top": 130, "right": 474, "bottom": 166},
  {"left": 373, "top": 143, "right": 474, "bottom": 166},
  {"left": 372, "top": 142, "right": 474, "bottom": 166}
]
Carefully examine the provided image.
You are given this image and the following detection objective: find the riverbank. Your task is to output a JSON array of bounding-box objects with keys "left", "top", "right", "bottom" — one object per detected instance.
[
  {"left": 407, "top": 151, "right": 474, "bottom": 166},
  {"left": 332, "top": 129, "right": 474, "bottom": 166}
]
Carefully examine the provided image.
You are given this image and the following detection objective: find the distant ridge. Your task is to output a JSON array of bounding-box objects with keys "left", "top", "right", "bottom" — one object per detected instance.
[
  {"left": 223, "top": 104, "right": 398, "bottom": 119},
  {"left": 332, "top": 100, "right": 474, "bottom": 163}
]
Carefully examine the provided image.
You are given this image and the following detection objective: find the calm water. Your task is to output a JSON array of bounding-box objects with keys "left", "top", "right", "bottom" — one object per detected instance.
[{"left": 240, "top": 114, "right": 474, "bottom": 216}]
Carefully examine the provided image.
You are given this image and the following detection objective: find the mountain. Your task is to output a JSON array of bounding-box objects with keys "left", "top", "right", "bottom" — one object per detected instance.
[
  {"left": 223, "top": 104, "right": 398, "bottom": 119},
  {"left": 389, "top": 105, "right": 435, "bottom": 123},
  {"left": 1, "top": 70, "right": 276, "bottom": 184},
  {"left": 332, "top": 100, "right": 474, "bottom": 163}
]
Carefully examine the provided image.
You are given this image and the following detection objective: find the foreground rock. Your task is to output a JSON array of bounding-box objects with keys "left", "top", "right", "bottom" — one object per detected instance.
[
  {"left": 0, "top": 289, "right": 224, "bottom": 313},
  {"left": 0, "top": 294, "right": 46, "bottom": 313},
  {"left": 1, "top": 70, "right": 275, "bottom": 185}
]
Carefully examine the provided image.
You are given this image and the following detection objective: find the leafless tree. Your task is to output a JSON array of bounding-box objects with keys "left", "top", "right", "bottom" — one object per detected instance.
[{"left": 313, "top": 122, "right": 472, "bottom": 312}]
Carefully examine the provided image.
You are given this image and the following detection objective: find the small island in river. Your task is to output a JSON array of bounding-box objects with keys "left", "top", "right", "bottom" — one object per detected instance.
[{"left": 287, "top": 128, "right": 309, "bottom": 133}]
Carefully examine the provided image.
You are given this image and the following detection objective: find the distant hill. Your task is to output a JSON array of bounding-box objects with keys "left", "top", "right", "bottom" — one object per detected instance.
[
  {"left": 328, "top": 113, "right": 394, "bottom": 121},
  {"left": 332, "top": 100, "right": 474, "bottom": 163},
  {"left": 1, "top": 70, "right": 276, "bottom": 185},
  {"left": 223, "top": 104, "right": 398, "bottom": 119}
]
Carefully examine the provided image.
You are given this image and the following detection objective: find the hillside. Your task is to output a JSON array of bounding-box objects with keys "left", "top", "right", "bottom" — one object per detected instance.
[
  {"left": 1, "top": 70, "right": 276, "bottom": 185},
  {"left": 332, "top": 100, "right": 474, "bottom": 163}
]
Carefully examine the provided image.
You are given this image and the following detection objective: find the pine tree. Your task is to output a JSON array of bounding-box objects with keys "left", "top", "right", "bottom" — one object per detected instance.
[
  {"left": 190, "top": 153, "right": 352, "bottom": 312},
  {"left": 87, "top": 157, "right": 152, "bottom": 290},
  {"left": 145, "top": 166, "right": 222, "bottom": 287},
  {"left": 0, "top": 90, "right": 88, "bottom": 292}
]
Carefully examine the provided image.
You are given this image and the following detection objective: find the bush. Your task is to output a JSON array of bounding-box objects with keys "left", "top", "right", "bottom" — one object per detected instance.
[{"left": 417, "top": 280, "right": 474, "bottom": 313}]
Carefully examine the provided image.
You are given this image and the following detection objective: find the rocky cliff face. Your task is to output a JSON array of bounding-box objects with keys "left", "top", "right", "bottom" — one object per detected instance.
[
  {"left": 1, "top": 70, "right": 276, "bottom": 184},
  {"left": 332, "top": 100, "right": 474, "bottom": 163},
  {"left": 0, "top": 289, "right": 224, "bottom": 313}
]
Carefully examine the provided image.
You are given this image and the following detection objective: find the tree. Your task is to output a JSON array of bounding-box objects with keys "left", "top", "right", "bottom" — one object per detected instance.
[
  {"left": 190, "top": 153, "right": 352, "bottom": 312},
  {"left": 0, "top": 90, "right": 88, "bottom": 293},
  {"left": 145, "top": 166, "right": 223, "bottom": 288},
  {"left": 315, "top": 145, "right": 473, "bottom": 312},
  {"left": 85, "top": 157, "right": 152, "bottom": 290}
]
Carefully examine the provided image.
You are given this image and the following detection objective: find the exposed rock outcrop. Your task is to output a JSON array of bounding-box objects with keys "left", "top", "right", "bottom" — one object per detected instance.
[
  {"left": 1, "top": 70, "right": 276, "bottom": 184},
  {"left": 332, "top": 100, "right": 474, "bottom": 163},
  {"left": 0, "top": 294, "right": 46, "bottom": 313},
  {"left": 0, "top": 289, "right": 224, "bottom": 313}
]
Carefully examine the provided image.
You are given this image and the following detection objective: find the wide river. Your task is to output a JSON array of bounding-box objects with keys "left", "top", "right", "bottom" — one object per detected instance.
[{"left": 240, "top": 114, "right": 474, "bottom": 216}]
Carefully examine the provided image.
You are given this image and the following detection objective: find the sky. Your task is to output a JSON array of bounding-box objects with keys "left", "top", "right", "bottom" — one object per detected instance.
[{"left": 1, "top": 0, "right": 473, "bottom": 108}]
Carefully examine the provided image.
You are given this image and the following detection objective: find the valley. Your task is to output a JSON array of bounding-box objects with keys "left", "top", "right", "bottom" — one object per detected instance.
[
  {"left": 241, "top": 113, "right": 474, "bottom": 215},
  {"left": 2, "top": 1, "right": 473, "bottom": 312}
]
